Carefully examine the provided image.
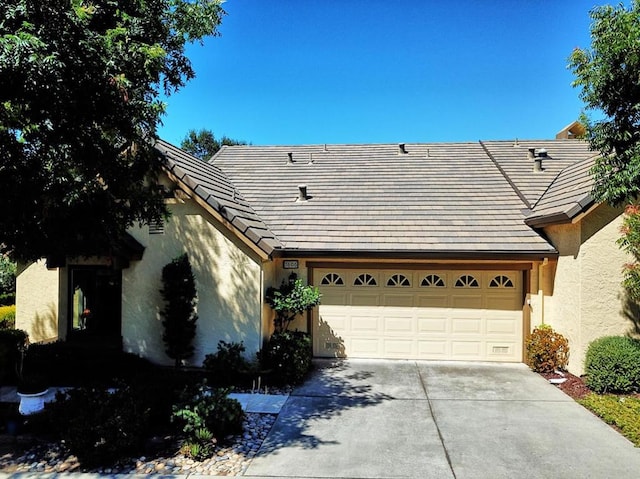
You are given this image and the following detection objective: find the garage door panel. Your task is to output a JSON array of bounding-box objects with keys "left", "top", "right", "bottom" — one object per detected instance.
[
  {"left": 486, "top": 318, "right": 517, "bottom": 335},
  {"left": 351, "top": 293, "right": 380, "bottom": 306},
  {"left": 417, "top": 295, "right": 449, "bottom": 307},
  {"left": 451, "top": 341, "right": 483, "bottom": 358},
  {"left": 313, "top": 268, "right": 523, "bottom": 362},
  {"left": 417, "top": 316, "right": 448, "bottom": 333},
  {"left": 383, "top": 339, "right": 415, "bottom": 356},
  {"left": 383, "top": 294, "right": 415, "bottom": 307},
  {"left": 384, "top": 315, "right": 415, "bottom": 334},
  {"left": 451, "top": 317, "right": 483, "bottom": 334},
  {"left": 451, "top": 295, "right": 483, "bottom": 308},
  {"left": 417, "top": 340, "right": 449, "bottom": 357}
]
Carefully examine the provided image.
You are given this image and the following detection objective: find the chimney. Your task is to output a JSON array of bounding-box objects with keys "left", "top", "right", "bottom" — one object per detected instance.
[
  {"left": 287, "top": 152, "right": 293, "bottom": 164},
  {"left": 398, "top": 143, "right": 407, "bottom": 155},
  {"left": 297, "top": 184, "right": 309, "bottom": 201}
]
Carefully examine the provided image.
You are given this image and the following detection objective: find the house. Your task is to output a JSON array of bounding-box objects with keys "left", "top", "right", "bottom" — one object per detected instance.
[{"left": 15, "top": 132, "right": 637, "bottom": 375}]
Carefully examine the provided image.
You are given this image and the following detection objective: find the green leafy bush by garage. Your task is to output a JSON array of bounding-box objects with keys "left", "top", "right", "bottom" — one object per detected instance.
[
  {"left": 525, "top": 324, "right": 569, "bottom": 372},
  {"left": 46, "top": 385, "right": 150, "bottom": 467},
  {"left": 584, "top": 336, "right": 640, "bottom": 394},
  {"left": 260, "top": 330, "right": 312, "bottom": 385},
  {"left": 578, "top": 394, "right": 640, "bottom": 447}
]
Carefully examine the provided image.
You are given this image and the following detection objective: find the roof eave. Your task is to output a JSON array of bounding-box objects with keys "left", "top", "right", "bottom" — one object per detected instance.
[
  {"left": 272, "top": 249, "right": 558, "bottom": 261},
  {"left": 525, "top": 196, "right": 596, "bottom": 228}
]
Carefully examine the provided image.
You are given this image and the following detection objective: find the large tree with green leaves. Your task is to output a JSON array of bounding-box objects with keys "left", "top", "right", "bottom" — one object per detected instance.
[
  {"left": 569, "top": 1, "right": 640, "bottom": 301},
  {"left": 569, "top": 0, "right": 640, "bottom": 206},
  {"left": 0, "top": 0, "right": 224, "bottom": 262},
  {"left": 180, "top": 128, "right": 247, "bottom": 161}
]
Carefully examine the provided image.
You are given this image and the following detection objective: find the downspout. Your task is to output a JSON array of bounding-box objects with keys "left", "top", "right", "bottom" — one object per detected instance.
[{"left": 539, "top": 258, "right": 549, "bottom": 325}]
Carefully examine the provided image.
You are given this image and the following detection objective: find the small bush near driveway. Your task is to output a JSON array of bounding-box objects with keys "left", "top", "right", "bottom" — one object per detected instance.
[
  {"left": 578, "top": 394, "right": 640, "bottom": 447},
  {"left": 584, "top": 336, "right": 640, "bottom": 394},
  {"left": 525, "top": 324, "right": 569, "bottom": 373}
]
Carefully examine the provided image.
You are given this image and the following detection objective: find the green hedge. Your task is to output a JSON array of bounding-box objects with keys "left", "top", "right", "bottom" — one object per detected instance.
[
  {"left": 578, "top": 394, "right": 640, "bottom": 447},
  {"left": 584, "top": 336, "right": 640, "bottom": 394}
]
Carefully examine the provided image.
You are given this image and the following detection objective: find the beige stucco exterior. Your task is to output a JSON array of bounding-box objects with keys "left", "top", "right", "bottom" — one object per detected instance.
[
  {"left": 123, "top": 194, "right": 265, "bottom": 366},
  {"left": 16, "top": 260, "right": 61, "bottom": 342},
  {"left": 535, "top": 204, "right": 637, "bottom": 376},
  {"left": 16, "top": 179, "right": 266, "bottom": 367}
]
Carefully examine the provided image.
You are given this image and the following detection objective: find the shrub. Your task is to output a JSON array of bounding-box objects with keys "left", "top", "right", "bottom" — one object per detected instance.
[
  {"left": 203, "top": 340, "right": 250, "bottom": 386},
  {"left": 0, "top": 329, "right": 27, "bottom": 382},
  {"left": 46, "top": 385, "right": 150, "bottom": 466},
  {"left": 525, "top": 324, "right": 569, "bottom": 373},
  {"left": 584, "top": 336, "right": 640, "bottom": 393},
  {"left": 260, "top": 330, "right": 312, "bottom": 384},
  {"left": 159, "top": 253, "right": 198, "bottom": 367},
  {"left": 172, "top": 382, "right": 244, "bottom": 442},
  {"left": 0, "top": 293, "right": 15, "bottom": 307},
  {"left": 578, "top": 394, "right": 640, "bottom": 447},
  {"left": 0, "top": 305, "right": 15, "bottom": 329}
]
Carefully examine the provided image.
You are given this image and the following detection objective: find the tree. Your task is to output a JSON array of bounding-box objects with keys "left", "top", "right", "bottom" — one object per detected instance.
[
  {"left": 180, "top": 128, "right": 247, "bottom": 160},
  {"left": 265, "top": 273, "right": 321, "bottom": 333},
  {"left": 569, "top": 1, "right": 640, "bottom": 300},
  {"left": 0, "top": 0, "right": 225, "bottom": 262},
  {"left": 159, "top": 253, "right": 198, "bottom": 367},
  {"left": 568, "top": 1, "right": 640, "bottom": 206}
]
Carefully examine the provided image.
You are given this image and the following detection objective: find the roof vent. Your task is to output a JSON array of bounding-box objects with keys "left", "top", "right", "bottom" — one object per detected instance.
[
  {"left": 398, "top": 143, "right": 407, "bottom": 155},
  {"left": 528, "top": 148, "right": 544, "bottom": 172},
  {"left": 426, "top": 148, "right": 431, "bottom": 158},
  {"left": 513, "top": 138, "right": 520, "bottom": 147},
  {"left": 287, "top": 152, "right": 293, "bottom": 164},
  {"left": 297, "top": 184, "right": 309, "bottom": 201},
  {"left": 308, "top": 152, "right": 314, "bottom": 164}
]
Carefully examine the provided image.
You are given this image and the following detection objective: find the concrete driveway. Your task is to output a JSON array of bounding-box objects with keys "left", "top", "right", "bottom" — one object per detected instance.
[{"left": 244, "top": 359, "right": 640, "bottom": 479}]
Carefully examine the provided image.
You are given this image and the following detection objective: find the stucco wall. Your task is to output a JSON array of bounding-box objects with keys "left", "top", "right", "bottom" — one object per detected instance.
[
  {"left": 542, "top": 204, "right": 636, "bottom": 375},
  {"left": 15, "top": 260, "right": 60, "bottom": 342},
  {"left": 123, "top": 196, "right": 264, "bottom": 367}
]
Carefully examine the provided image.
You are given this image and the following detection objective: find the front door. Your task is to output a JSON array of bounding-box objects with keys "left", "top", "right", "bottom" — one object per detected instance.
[{"left": 69, "top": 267, "right": 122, "bottom": 345}]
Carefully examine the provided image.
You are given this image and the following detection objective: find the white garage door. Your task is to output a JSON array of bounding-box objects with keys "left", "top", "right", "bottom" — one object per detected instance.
[{"left": 313, "top": 268, "right": 524, "bottom": 362}]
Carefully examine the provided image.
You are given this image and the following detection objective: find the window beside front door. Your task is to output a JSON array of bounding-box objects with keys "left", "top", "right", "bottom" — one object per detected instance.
[{"left": 69, "top": 267, "right": 122, "bottom": 341}]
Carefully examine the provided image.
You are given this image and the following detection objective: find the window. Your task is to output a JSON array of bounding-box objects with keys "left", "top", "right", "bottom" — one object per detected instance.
[
  {"left": 420, "top": 274, "right": 445, "bottom": 287},
  {"left": 354, "top": 273, "right": 377, "bottom": 286},
  {"left": 454, "top": 274, "right": 479, "bottom": 288},
  {"left": 387, "top": 274, "right": 411, "bottom": 287},
  {"left": 320, "top": 273, "right": 344, "bottom": 286},
  {"left": 489, "top": 275, "right": 514, "bottom": 288}
]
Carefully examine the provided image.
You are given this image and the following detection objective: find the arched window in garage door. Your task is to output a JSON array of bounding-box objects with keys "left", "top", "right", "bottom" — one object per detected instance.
[
  {"left": 420, "top": 274, "right": 445, "bottom": 287},
  {"left": 354, "top": 273, "right": 377, "bottom": 286},
  {"left": 320, "top": 273, "right": 345, "bottom": 286},
  {"left": 489, "top": 275, "right": 514, "bottom": 288},
  {"left": 454, "top": 274, "right": 479, "bottom": 288},
  {"left": 386, "top": 274, "right": 411, "bottom": 287}
]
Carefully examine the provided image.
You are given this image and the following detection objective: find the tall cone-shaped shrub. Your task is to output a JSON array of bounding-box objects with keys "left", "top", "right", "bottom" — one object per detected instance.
[{"left": 160, "top": 254, "right": 198, "bottom": 367}]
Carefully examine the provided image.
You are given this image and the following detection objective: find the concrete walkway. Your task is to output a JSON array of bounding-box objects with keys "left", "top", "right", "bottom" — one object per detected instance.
[{"left": 243, "top": 359, "right": 640, "bottom": 479}]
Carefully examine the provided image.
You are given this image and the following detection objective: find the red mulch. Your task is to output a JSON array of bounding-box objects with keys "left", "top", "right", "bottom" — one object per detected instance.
[{"left": 539, "top": 371, "right": 592, "bottom": 400}]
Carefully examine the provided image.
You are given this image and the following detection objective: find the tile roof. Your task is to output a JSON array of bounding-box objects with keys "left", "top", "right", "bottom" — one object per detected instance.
[
  {"left": 154, "top": 140, "right": 282, "bottom": 257},
  {"left": 480, "top": 139, "right": 595, "bottom": 209},
  {"left": 525, "top": 157, "right": 596, "bottom": 227},
  {"left": 211, "top": 143, "right": 566, "bottom": 256}
]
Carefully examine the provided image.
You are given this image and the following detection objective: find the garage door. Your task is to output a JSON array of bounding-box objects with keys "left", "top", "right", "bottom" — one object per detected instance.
[{"left": 313, "top": 268, "right": 524, "bottom": 362}]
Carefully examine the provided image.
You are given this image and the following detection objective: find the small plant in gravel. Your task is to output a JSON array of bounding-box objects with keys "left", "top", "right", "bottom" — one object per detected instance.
[
  {"left": 584, "top": 335, "right": 640, "bottom": 393},
  {"left": 525, "top": 324, "right": 569, "bottom": 373},
  {"left": 578, "top": 394, "right": 640, "bottom": 447},
  {"left": 172, "top": 381, "right": 244, "bottom": 459}
]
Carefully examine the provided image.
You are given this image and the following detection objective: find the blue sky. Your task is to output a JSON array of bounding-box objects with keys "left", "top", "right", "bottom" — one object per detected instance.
[{"left": 158, "top": 1, "right": 595, "bottom": 146}]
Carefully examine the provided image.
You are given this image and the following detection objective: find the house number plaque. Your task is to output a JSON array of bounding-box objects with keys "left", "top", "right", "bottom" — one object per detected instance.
[{"left": 283, "top": 260, "right": 299, "bottom": 269}]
